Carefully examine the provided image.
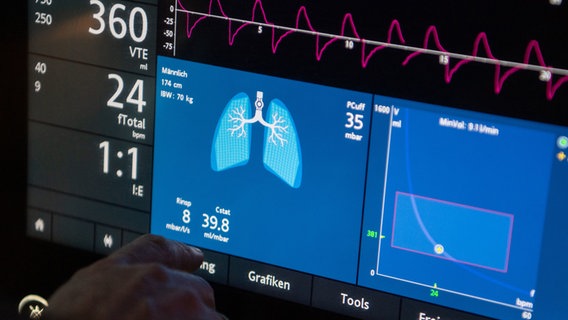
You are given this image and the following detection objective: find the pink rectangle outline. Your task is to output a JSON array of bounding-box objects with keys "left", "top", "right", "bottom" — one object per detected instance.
[{"left": 391, "top": 191, "right": 514, "bottom": 273}]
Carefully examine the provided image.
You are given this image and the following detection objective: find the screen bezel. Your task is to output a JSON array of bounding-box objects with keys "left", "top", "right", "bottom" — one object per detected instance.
[{"left": 7, "top": 1, "right": 568, "bottom": 319}]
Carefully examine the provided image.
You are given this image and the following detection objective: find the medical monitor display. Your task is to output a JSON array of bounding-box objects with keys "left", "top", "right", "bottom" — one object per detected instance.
[{"left": 27, "top": 0, "right": 568, "bottom": 319}]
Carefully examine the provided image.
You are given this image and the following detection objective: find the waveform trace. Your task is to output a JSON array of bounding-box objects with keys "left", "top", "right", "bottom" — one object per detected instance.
[{"left": 175, "top": 0, "right": 568, "bottom": 100}]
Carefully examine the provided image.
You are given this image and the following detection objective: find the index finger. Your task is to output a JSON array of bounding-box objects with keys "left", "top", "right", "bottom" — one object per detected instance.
[{"left": 108, "top": 234, "right": 204, "bottom": 272}]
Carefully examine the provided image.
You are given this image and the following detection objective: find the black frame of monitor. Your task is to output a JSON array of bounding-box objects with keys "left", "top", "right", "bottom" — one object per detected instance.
[{"left": 5, "top": 1, "right": 568, "bottom": 319}]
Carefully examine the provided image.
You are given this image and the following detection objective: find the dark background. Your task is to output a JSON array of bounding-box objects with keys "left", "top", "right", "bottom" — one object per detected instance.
[{"left": 1, "top": 0, "right": 30, "bottom": 318}]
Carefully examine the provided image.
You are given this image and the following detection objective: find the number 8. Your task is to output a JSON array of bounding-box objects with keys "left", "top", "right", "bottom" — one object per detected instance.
[{"left": 182, "top": 210, "right": 191, "bottom": 224}]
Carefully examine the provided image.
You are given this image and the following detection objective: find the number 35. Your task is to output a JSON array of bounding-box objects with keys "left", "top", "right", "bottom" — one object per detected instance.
[{"left": 346, "top": 112, "right": 364, "bottom": 130}]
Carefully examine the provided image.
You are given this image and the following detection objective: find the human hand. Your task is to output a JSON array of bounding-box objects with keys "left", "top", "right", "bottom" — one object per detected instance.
[{"left": 44, "top": 234, "right": 224, "bottom": 320}]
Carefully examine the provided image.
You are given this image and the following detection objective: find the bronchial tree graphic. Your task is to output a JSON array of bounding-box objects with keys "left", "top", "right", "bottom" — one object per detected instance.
[
  {"left": 227, "top": 92, "right": 289, "bottom": 146},
  {"left": 211, "top": 91, "right": 302, "bottom": 188}
]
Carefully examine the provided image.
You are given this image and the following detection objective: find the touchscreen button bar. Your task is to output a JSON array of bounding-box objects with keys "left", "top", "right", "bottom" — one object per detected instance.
[
  {"left": 195, "top": 250, "right": 229, "bottom": 285},
  {"left": 312, "top": 277, "right": 401, "bottom": 320},
  {"left": 401, "top": 298, "right": 492, "bottom": 320},
  {"left": 229, "top": 257, "right": 312, "bottom": 305}
]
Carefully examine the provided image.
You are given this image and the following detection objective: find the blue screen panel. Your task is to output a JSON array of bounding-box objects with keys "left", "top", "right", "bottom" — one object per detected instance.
[
  {"left": 152, "top": 56, "right": 372, "bottom": 283},
  {"left": 358, "top": 95, "right": 558, "bottom": 320}
]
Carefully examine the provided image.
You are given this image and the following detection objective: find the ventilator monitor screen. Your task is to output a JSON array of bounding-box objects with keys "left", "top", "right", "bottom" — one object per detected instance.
[{"left": 27, "top": 0, "right": 568, "bottom": 319}]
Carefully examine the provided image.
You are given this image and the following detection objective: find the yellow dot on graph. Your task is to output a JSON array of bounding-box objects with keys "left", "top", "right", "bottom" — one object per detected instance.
[{"left": 434, "top": 244, "right": 445, "bottom": 255}]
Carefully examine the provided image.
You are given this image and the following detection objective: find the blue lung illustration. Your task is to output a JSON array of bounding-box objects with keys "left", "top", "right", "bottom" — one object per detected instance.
[
  {"left": 263, "top": 99, "right": 302, "bottom": 188},
  {"left": 211, "top": 93, "right": 252, "bottom": 171}
]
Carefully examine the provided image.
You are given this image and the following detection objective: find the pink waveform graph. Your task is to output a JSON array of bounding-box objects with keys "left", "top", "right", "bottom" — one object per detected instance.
[{"left": 176, "top": 0, "right": 568, "bottom": 101}]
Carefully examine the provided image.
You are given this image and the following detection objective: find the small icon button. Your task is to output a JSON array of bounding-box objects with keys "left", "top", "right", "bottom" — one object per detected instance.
[
  {"left": 34, "top": 219, "right": 45, "bottom": 233},
  {"left": 27, "top": 209, "right": 51, "bottom": 241},
  {"left": 18, "top": 294, "right": 48, "bottom": 320},
  {"left": 103, "top": 234, "right": 114, "bottom": 249},
  {"left": 95, "top": 225, "right": 122, "bottom": 255}
]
